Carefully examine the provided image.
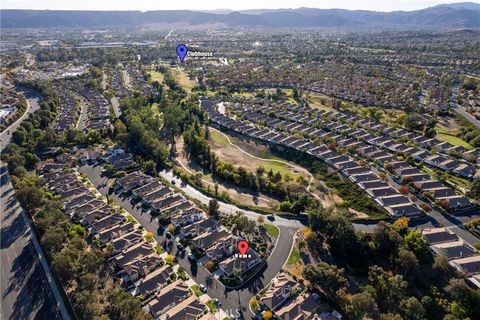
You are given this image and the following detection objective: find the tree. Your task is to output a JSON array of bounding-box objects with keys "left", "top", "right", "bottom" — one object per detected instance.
[
  {"left": 205, "top": 260, "right": 215, "bottom": 272},
  {"left": 85, "top": 129, "right": 101, "bottom": 144},
  {"left": 163, "top": 104, "right": 186, "bottom": 145},
  {"left": 403, "top": 230, "right": 430, "bottom": 263},
  {"left": 165, "top": 255, "right": 175, "bottom": 265},
  {"left": 73, "top": 290, "right": 101, "bottom": 319},
  {"left": 347, "top": 291, "right": 379, "bottom": 320},
  {"left": 113, "top": 118, "right": 127, "bottom": 136},
  {"left": 433, "top": 254, "right": 453, "bottom": 279},
  {"left": 208, "top": 199, "right": 219, "bottom": 218},
  {"left": 106, "top": 288, "right": 148, "bottom": 320},
  {"left": 262, "top": 310, "right": 273, "bottom": 320},
  {"left": 41, "top": 227, "right": 65, "bottom": 258},
  {"left": 256, "top": 215, "right": 265, "bottom": 224},
  {"left": 16, "top": 185, "right": 44, "bottom": 211},
  {"left": 400, "top": 297, "right": 426, "bottom": 320},
  {"left": 256, "top": 166, "right": 265, "bottom": 178},
  {"left": 445, "top": 278, "right": 471, "bottom": 304},
  {"left": 250, "top": 297, "right": 259, "bottom": 312},
  {"left": 144, "top": 160, "right": 156, "bottom": 176},
  {"left": 393, "top": 217, "right": 409, "bottom": 235},
  {"left": 12, "top": 129, "right": 26, "bottom": 145},
  {"left": 398, "top": 185, "right": 409, "bottom": 195},
  {"left": 279, "top": 201, "right": 292, "bottom": 212},
  {"left": 395, "top": 248, "right": 419, "bottom": 279},
  {"left": 307, "top": 205, "right": 362, "bottom": 266},
  {"left": 52, "top": 251, "right": 74, "bottom": 283},
  {"left": 368, "top": 265, "right": 408, "bottom": 312},
  {"left": 380, "top": 313, "right": 402, "bottom": 320},
  {"left": 469, "top": 178, "right": 480, "bottom": 201},
  {"left": 372, "top": 222, "right": 402, "bottom": 259},
  {"left": 145, "top": 232, "right": 154, "bottom": 242},
  {"left": 404, "top": 113, "right": 424, "bottom": 131},
  {"left": 167, "top": 224, "right": 175, "bottom": 234},
  {"left": 303, "top": 262, "right": 348, "bottom": 299}
]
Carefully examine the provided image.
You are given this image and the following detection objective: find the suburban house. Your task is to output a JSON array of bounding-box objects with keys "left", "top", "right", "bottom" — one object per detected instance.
[
  {"left": 274, "top": 293, "right": 319, "bottom": 320},
  {"left": 131, "top": 264, "right": 174, "bottom": 297},
  {"left": 260, "top": 273, "right": 299, "bottom": 311}
]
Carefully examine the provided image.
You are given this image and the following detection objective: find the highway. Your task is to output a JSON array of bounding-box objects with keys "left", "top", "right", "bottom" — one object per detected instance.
[{"left": 0, "top": 88, "right": 70, "bottom": 320}]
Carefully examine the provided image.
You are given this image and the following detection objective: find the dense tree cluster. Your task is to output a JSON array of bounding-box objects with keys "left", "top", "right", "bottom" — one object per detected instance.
[
  {"left": 2, "top": 82, "right": 58, "bottom": 177},
  {"left": 118, "top": 76, "right": 204, "bottom": 166},
  {"left": 304, "top": 207, "right": 480, "bottom": 319}
]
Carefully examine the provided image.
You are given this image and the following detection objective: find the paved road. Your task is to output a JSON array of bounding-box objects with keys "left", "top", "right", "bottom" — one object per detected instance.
[
  {"left": 451, "top": 85, "right": 480, "bottom": 129},
  {"left": 453, "top": 105, "right": 480, "bottom": 129},
  {"left": 0, "top": 88, "right": 70, "bottom": 320},
  {"left": 77, "top": 96, "right": 89, "bottom": 131},
  {"left": 80, "top": 164, "right": 298, "bottom": 319}
]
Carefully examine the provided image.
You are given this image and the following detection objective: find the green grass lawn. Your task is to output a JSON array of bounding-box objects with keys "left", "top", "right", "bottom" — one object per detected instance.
[
  {"left": 148, "top": 70, "right": 164, "bottom": 83},
  {"left": 209, "top": 130, "right": 230, "bottom": 146},
  {"left": 263, "top": 223, "right": 279, "bottom": 238},
  {"left": 436, "top": 130, "right": 473, "bottom": 149},
  {"left": 205, "top": 299, "right": 219, "bottom": 312},
  {"left": 287, "top": 247, "right": 301, "bottom": 265},
  {"left": 190, "top": 285, "right": 203, "bottom": 297},
  {"left": 126, "top": 215, "right": 138, "bottom": 224},
  {"left": 262, "top": 161, "right": 295, "bottom": 177},
  {"left": 437, "top": 132, "right": 473, "bottom": 149},
  {"left": 178, "top": 270, "right": 190, "bottom": 281},
  {"left": 232, "top": 92, "right": 255, "bottom": 98},
  {"left": 154, "top": 245, "right": 165, "bottom": 255},
  {"left": 447, "top": 175, "right": 472, "bottom": 189}
]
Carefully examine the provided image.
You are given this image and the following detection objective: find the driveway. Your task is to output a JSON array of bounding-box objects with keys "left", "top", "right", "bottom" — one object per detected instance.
[{"left": 80, "top": 164, "right": 297, "bottom": 319}]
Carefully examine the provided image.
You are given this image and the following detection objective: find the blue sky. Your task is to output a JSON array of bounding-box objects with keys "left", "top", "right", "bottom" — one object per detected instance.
[{"left": 2, "top": 0, "right": 478, "bottom": 11}]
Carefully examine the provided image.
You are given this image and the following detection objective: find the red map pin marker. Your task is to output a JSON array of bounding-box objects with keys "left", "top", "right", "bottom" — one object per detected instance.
[{"left": 237, "top": 240, "right": 249, "bottom": 255}]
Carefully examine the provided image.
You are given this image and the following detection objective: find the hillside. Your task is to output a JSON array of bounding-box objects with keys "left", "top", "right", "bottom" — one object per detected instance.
[{"left": 1, "top": 2, "right": 479, "bottom": 29}]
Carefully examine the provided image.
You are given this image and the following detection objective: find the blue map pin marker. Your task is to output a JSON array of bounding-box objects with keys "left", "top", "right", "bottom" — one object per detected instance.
[{"left": 176, "top": 44, "right": 188, "bottom": 63}]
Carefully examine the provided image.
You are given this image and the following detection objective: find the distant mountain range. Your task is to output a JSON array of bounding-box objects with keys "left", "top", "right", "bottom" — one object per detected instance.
[{"left": 1, "top": 2, "right": 479, "bottom": 29}]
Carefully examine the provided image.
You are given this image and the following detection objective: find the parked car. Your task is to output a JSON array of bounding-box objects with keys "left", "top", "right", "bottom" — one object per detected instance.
[
  {"left": 267, "top": 214, "right": 275, "bottom": 221},
  {"left": 199, "top": 284, "right": 207, "bottom": 293},
  {"left": 177, "top": 243, "right": 185, "bottom": 251}
]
